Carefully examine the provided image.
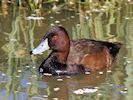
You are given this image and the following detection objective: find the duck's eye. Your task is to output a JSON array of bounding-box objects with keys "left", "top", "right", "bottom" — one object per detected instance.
[{"left": 52, "top": 35, "right": 58, "bottom": 40}]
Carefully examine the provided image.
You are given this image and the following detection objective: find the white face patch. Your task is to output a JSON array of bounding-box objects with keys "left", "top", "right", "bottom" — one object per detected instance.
[{"left": 32, "top": 38, "right": 50, "bottom": 55}]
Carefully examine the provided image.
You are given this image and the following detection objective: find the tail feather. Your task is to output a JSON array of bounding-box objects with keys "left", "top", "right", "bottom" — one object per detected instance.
[{"left": 101, "top": 42, "right": 122, "bottom": 58}]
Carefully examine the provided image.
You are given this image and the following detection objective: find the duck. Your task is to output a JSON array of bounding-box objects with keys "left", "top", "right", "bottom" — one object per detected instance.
[{"left": 30, "top": 26, "right": 121, "bottom": 75}]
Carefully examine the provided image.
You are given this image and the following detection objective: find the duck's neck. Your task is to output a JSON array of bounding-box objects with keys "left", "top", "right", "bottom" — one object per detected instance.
[
  {"left": 54, "top": 51, "right": 69, "bottom": 64},
  {"left": 54, "top": 36, "right": 70, "bottom": 64}
]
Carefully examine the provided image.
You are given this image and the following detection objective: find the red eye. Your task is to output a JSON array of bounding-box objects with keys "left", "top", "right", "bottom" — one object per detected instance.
[{"left": 52, "top": 35, "right": 58, "bottom": 40}]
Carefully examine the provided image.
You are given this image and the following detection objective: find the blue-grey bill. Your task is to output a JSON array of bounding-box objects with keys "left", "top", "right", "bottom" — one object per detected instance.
[{"left": 31, "top": 38, "right": 50, "bottom": 55}]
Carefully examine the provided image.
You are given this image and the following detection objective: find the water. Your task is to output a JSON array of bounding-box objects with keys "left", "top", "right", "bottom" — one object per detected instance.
[{"left": 0, "top": 1, "right": 133, "bottom": 100}]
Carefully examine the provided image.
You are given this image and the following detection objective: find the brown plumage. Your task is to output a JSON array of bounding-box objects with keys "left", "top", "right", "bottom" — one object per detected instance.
[{"left": 30, "top": 26, "right": 121, "bottom": 75}]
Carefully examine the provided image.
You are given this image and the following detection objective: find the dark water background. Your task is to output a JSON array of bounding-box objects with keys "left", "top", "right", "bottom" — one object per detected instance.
[{"left": 0, "top": 0, "right": 133, "bottom": 100}]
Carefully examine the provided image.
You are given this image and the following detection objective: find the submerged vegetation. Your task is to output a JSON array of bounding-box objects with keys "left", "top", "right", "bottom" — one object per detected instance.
[{"left": 1, "top": 0, "right": 132, "bottom": 40}]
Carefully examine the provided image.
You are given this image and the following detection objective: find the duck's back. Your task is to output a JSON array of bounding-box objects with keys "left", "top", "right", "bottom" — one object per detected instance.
[{"left": 67, "top": 39, "right": 121, "bottom": 71}]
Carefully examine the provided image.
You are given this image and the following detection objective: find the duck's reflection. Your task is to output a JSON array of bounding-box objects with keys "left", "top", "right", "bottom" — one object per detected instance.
[{"left": 40, "top": 69, "right": 108, "bottom": 100}]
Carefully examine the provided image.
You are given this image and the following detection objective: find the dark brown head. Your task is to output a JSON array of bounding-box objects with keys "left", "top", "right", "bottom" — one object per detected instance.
[
  {"left": 46, "top": 26, "right": 70, "bottom": 52},
  {"left": 30, "top": 26, "right": 70, "bottom": 61}
]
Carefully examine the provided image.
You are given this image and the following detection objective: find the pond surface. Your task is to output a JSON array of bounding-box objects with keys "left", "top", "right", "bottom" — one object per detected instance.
[{"left": 0, "top": 1, "right": 133, "bottom": 100}]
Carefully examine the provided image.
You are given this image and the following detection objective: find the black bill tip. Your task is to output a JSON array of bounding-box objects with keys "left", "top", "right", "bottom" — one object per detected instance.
[{"left": 30, "top": 51, "right": 33, "bottom": 55}]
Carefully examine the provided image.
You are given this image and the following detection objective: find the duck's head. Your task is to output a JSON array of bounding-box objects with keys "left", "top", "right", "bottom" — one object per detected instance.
[{"left": 30, "top": 26, "right": 70, "bottom": 56}]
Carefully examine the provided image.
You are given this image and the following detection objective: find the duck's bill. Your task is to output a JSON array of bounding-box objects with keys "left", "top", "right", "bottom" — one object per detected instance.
[{"left": 30, "top": 38, "right": 49, "bottom": 55}]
